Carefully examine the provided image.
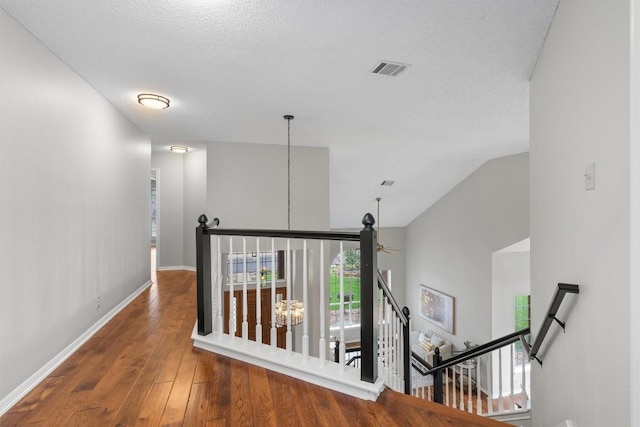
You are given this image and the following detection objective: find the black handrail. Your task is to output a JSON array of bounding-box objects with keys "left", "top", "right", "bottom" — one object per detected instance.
[
  {"left": 377, "top": 270, "right": 408, "bottom": 324},
  {"left": 204, "top": 224, "right": 360, "bottom": 242},
  {"left": 419, "top": 328, "right": 530, "bottom": 376},
  {"left": 529, "top": 283, "right": 579, "bottom": 365}
]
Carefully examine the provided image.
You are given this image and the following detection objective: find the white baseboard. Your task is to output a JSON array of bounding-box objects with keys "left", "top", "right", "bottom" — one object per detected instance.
[
  {"left": 157, "top": 266, "right": 196, "bottom": 272},
  {"left": 0, "top": 279, "right": 153, "bottom": 416}
]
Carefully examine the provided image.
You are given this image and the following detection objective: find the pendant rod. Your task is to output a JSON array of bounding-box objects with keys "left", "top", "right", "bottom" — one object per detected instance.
[{"left": 284, "top": 115, "right": 294, "bottom": 230}]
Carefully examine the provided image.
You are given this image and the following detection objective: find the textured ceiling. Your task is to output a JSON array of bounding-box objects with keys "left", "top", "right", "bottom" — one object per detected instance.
[{"left": 0, "top": 0, "right": 558, "bottom": 228}]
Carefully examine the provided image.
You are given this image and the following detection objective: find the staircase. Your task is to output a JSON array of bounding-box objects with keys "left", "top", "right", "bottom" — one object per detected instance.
[{"left": 193, "top": 213, "right": 580, "bottom": 422}]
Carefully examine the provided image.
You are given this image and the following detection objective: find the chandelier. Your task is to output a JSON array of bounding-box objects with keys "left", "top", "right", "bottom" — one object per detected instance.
[
  {"left": 275, "top": 299, "right": 304, "bottom": 327},
  {"left": 277, "top": 115, "right": 303, "bottom": 328}
]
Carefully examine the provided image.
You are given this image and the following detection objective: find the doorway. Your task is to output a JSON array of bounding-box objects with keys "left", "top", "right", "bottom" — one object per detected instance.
[{"left": 151, "top": 168, "right": 159, "bottom": 277}]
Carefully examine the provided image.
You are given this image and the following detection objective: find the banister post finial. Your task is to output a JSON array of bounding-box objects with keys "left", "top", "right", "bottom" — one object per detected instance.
[
  {"left": 362, "top": 213, "right": 375, "bottom": 230},
  {"left": 198, "top": 214, "right": 209, "bottom": 228},
  {"left": 402, "top": 306, "right": 410, "bottom": 319}
]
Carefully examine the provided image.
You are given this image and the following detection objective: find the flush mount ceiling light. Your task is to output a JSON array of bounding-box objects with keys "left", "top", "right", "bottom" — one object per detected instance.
[
  {"left": 170, "top": 145, "right": 188, "bottom": 153},
  {"left": 137, "top": 93, "right": 170, "bottom": 109}
]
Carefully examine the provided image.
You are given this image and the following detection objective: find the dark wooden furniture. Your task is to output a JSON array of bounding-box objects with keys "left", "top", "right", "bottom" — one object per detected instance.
[{"left": 223, "top": 288, "right": 287, "bottom": 349}]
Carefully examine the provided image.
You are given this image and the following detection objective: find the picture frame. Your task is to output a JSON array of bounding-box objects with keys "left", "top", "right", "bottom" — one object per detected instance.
[{"left": 419, "top": 285, "right": 454, "bottom": 334}]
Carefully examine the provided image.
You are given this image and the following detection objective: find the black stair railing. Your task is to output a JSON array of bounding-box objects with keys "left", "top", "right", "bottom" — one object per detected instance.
[
  {"left": 376, "top": 268, "right": 411, "bottom": 394},
  {"left": 411, "top": 282, "right": 579, "bottom": 405},
  {"left": 527, "top": 283, "right": 579, "bottom": 365}
]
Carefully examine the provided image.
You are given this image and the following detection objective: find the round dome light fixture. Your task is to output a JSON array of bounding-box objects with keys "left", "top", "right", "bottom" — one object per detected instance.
[
  {"left": 137, "top": 93, "right": 170, "bottom": 109},
  {"left": 170, "top": 145, "right": 189, "bottom": 153}
]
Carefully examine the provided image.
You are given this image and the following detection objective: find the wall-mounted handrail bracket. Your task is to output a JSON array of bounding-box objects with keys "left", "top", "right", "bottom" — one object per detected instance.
[
  {"left": 528, "top": 283, "right": 579, "bottom": 365},
  {"left": 551, "top": 316, "right": 566, "bottom": 331}
]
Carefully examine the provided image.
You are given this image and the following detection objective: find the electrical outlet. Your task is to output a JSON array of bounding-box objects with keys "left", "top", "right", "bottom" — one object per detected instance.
[
  {"left": 97, "top": 295, "right": 101, "bottom": 309},
  {"left": 584, "top": 163, "right": 595, "bottom": 190}
]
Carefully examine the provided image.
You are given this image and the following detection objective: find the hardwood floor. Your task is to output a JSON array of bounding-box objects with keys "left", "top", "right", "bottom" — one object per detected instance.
[{"left": 1, "top": 265, "right": 506, "bottom": 426}]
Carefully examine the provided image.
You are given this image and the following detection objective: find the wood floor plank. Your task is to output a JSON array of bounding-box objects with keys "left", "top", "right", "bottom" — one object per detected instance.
[
  {"left": 229, "top": 359, "right": 254, "bottom": 427},
  {"left": 158, "top": 352, "right": 198, "bottom": 425},
  {"left": 182, "top": 381, "right": 210, "bottom": 426},
  {"left": 112, "top": 332, "right": 181, "bottom": 425},
  {"left": 266, "top": 370, "right": 304, "bottom": 427},
  {"left": 133, "top": 381, "right": 173, "bottom": 427},
  {"left": 0, "top": 267, "right": 507, "bottom": 427},
  {"left": 205, "top": 354, "right": 231, "bottom": 423},
  {"left": 247, "top": 364, "right": 277, "bottom": 427}
]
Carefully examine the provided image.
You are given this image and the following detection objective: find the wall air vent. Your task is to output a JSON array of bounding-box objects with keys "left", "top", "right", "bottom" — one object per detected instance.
[
  {"left": 380, "top": 180, "right": 395, "bottom": 186},
  {"left": 371, "top": 61, "right": 410, "bottom": 77}
]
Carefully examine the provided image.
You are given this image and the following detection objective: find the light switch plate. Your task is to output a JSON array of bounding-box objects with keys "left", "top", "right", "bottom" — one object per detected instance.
[{"left": 585, "top": 163, "right": 595, "bottom": 190}]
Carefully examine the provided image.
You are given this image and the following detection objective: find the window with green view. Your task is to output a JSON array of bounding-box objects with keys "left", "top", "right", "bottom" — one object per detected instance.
[{"left": 515, "top": 295, "right": 531, "bottom": 354}]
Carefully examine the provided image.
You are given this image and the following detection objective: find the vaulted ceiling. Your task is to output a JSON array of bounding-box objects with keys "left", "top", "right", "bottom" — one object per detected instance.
[{"left": 0, "top": 0, "right": 558, "bottom": 228}]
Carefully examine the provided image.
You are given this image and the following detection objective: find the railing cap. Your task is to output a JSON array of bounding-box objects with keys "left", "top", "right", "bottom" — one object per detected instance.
[
  {"left": 362, "top": 213, "right": 375, "bottom": 230},
  {"left": 198, "top": 214, "right": 209, "bottom": 227}
]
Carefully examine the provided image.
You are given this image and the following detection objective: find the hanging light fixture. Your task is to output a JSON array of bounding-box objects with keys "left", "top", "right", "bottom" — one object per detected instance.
[
  {"left": 275, "top": 299, "right": 304, "bottom": 327},
  {"left": 279, "top": 114, "right": 303, "bottom": 327}
]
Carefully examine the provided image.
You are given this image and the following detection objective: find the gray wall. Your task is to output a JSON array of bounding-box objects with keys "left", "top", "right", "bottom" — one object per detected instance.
[
  {"left": 492, "top": 249, "right": 530, "bottom": 339},
  {"left": 183, "top": 150, "right": 207, "bottom": 268},
  {"left": 0, "top": 9, "right": 150, "bottom": 405},
  {"left": 530, "top": 1, "right": 630, "bottom": 425},
  {"left": 405, "top": 153, "right": 529, "bottom": 349},
  {"left": 207, "top": 142, "right": 329, "bottom": 230}
]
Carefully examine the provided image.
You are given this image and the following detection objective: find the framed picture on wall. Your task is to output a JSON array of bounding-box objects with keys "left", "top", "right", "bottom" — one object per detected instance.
[{"left": 419, "top": 285, "right": 454, "bottom": 334}]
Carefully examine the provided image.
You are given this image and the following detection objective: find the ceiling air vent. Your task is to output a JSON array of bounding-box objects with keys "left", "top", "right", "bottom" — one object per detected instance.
[
  {"left": 371, "top": 61, "right": 410, "bottom": 77},
  {"left": 380, "top": 180, "right": 395, "bottom": 186}
]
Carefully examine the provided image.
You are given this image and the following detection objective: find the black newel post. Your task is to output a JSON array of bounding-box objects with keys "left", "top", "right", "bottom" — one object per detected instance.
[
  {"left": 402, "top": 306, "right": 411, "bottom": 395},
  {"left": 433, "top": 347, "right": 443, "bottom": 404},
  {"left": 196, "top": 214, "right": 212, "bottom": 335},
  {"left": 360, "top": 213, "right": 378, "bottom": 383}
]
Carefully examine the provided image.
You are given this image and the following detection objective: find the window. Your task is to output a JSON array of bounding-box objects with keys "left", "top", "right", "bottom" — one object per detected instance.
[
  {"left": 226, "top": 250, "right": 285, "bottom": 285},
  {"left": 329, "top": 249, "right": 361, "bottom": 327},
  {"left": 515, "top": 295, "right": 531, "bottom": 360}
]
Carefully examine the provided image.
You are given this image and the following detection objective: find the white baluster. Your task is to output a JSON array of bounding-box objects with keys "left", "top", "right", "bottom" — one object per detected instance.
[
  {"left": 377, "top": 289, "right": 382, "bottom": 372},
  {"left": 286, "top": 239, "right": 292, "bottom": 352},
  {"left": 302, "top": 240, "right": 309, "bottom": 359},
  {"left": 467, "top": 361, "right": 473, "bottom": 413},
  {"left": 393, "top": 316, "right": 399, "bottom": 390},
  {"left": 521, "top": 347, "right": 528, "bottom": 409},
  {"left": 229, "top": 238, "right": 235, "bottom": 337},
  {"left": 444, "top": 368, "right": 456, "bottom": 406},
  {"left": 498, "top": 348, "right": 504, "bottom": 413},
  {"left": 487, "top": 354, "right": 493, "bottom": 415},
  {"left": 509, "top": 344, "right": 515, "bottom": 410},
  {"left": 270, "top": 239, "right": 277, "bottom": 350},
  {"left": 476, "top": 356, "right": 482, "bottom": 415},
  {"left": 255, "top": 238, "right": 262, "bottom": 345},
  {"left": 339, "top": 241, "right": 345, "bottom": 371},
  {"left": 459, "top": 362, "right": 464, "bottom": 410},
  {"left": 242, "top": 237, "right": 248, "bottom": 341},
  {"left": 319, "top": 240, "right": 325, "bottom": 363},
  {"left": 380, "top": 296, "right": 387, "bottom": 381},
  {"left": 386, "top": 298, "right": 391, "bottom": 384},
  {"left": 217, "top": 236, "right": 223, "bottom": 336},
  {"left": 452, "top": 365, "right": 457, "bottom": 409}
]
